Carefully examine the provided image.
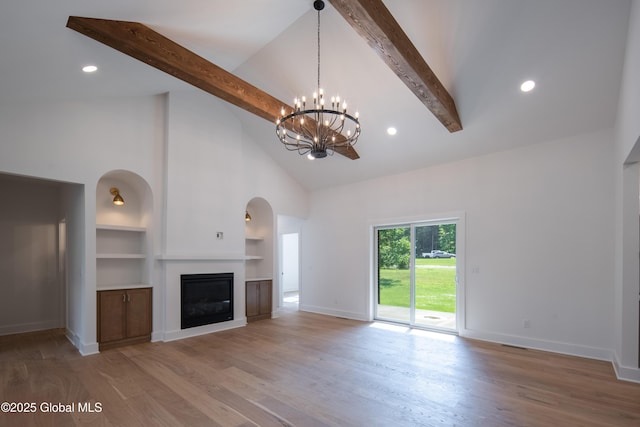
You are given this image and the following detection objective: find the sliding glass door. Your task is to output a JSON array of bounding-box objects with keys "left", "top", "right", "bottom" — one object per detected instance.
[
  {"left": 376, "top": 226, "right": 411, "bottom": 323},
  {"left": 375, "top": 221, "right": 458, "bottom": 332}
]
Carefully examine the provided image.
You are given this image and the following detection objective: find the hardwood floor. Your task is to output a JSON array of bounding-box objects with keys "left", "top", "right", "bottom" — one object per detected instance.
[{"left": 2, "top": 310, "right": 640, "bottom": 426}]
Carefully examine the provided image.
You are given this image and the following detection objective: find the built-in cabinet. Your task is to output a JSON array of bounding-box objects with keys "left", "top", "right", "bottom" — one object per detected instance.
[
  {"left": 96, "top": 172, "right": 153, "bottom": 350},
  {"left": 97, "top": 287, "right": 152, "bottom": 350},
  {"left": 246, "top": 280, "right": 272, "bottom": 322},
  {"left": 245, "top": 198, "right": 274, "bottom": 322}
]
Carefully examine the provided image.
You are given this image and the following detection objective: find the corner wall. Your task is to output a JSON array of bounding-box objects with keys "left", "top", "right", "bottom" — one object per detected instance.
[{"left": 614, "top": 0, "right": 640, "bottom": 380}]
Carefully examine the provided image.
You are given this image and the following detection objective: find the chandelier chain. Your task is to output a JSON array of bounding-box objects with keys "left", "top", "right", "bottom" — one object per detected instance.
[{"left": 317, "top": 7, "right": 321, "bottom": 93}]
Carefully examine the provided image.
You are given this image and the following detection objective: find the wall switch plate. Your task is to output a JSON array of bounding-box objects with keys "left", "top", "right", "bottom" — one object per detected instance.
[{"left": 216, "top": 232, "right": 223, "bottom": 240}]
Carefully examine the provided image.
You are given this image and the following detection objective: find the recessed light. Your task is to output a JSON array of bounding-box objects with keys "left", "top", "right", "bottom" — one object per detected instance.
[
  {"left": 387, "top": 127, "right": 397, "bottom": 136},
  {"left": 82, "top": 65, "right": 98, "bottom": 73},
  {"left": 520, "top": 80, "right": 535, "bottom": 92}
]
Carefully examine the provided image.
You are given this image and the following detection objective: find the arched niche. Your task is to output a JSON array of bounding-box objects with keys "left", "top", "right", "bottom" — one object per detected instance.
[
  {"left": 96, "top": 170, "right": 152, "bottom": 228},
  {"left": 95, "top": 170, "right": 154, "bottom": 290},
  {"left": 245, "top": 197, "right": 274, "bottom": 281}
]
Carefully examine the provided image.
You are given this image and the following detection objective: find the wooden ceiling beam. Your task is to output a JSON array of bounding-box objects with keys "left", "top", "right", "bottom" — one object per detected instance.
[
  {"left": 328, "top": 0, "right": 462, "bottom": 132},
  {"left": 66, "top": 16, "right": 359, "bottom": 159}
]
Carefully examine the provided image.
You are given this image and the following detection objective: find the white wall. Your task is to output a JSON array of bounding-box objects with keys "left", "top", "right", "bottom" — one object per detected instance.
[
  {"left": 614, "top": 0, "right": 640, "bottom": 380},
  {"left": 0, "top": 176, "right": 63, "bottom": 335},
  {"left": 60, "top": 182, "right": 85, "bottom": 349},
  {"left": 164, "top": 91, "right": 246, "bottom": 256},
  {"left": 302, "top": 129, "right": 615, "bottom": 360}
]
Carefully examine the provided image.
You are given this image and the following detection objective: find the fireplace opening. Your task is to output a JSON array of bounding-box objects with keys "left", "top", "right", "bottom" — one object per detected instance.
[{"left": 181, "top": 273, "right": 233, "bottom": 329}]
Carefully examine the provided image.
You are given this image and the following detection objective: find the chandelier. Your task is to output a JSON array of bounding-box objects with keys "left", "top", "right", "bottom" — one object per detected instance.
[{"left": 276, "top": 0, "right": 361, "bottom": 159}]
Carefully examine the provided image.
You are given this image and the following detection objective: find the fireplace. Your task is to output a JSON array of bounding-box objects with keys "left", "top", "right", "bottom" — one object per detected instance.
[{"left": 181, "top": 273, "right": 233, "bottom": 329}]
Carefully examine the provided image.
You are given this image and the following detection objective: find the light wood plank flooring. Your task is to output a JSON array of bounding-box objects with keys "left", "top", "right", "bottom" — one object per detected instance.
[{"left": 2, "top": 310, "right": 640, "bottom": 426}]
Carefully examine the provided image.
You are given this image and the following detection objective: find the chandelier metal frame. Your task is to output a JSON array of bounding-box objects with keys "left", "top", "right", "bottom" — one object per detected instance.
[{"left": 275, "top": 0, "right": 361, "bottom": 159}]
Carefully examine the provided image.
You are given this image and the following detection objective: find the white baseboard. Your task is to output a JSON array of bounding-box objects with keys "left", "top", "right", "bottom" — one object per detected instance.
[
  {"left": 162, "top": 319, "right": 246, "bottom": 342},
  {"left": 613, "top": 357, "right": 640, "bottom": 383},
  {"left": 0, "top": 320, "right": 62, "bottom": 336},
  {"left": 299, "top": 304, "right": 368, "bottom": 322},
  {"left": 151, "top": 331, "right": 164, "bottom": 342},
  {"left": 64, "top": 329, "right": 99, "bottom": 356},
  {"left": 79, "top": 341, "right": 99, "bottom": 356},
  {"left": 65, "top": 328, "right": 79, "bottom": 349},
  {"left": 460, "top": 328, "right": 613, "bottom": 361}
]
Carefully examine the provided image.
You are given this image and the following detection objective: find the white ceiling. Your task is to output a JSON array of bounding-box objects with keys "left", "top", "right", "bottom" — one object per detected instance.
[{"left": 0, "top": 0, "right": 631, "bottom": 190}]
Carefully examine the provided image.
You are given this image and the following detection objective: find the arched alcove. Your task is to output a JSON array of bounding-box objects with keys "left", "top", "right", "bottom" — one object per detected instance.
[
  {"left": 95, "top": 170, "right": 154, "bottom": 350},
  {"left": 245, "top": 197, "right": 274, "bottom": 321},
  {"left": 96, "top": 170, "right": 152, "bottom": 228}
]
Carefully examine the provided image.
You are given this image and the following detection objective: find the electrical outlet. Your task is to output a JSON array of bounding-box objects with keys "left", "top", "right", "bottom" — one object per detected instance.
[
  {"left": 216, "top": 232, "right": 224, "bottom": 240},
  {"left": 523, "top": 319, "right": 531, "bottom": 329}
]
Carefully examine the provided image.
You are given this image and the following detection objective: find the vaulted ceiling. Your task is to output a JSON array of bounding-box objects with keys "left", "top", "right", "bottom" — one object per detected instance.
[{"left": 0, "top": 0, "right": 631, "bottom": 190}]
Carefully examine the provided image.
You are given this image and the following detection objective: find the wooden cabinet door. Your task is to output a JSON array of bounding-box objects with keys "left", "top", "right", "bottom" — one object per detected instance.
[
  {"left": 258, "top": 280, "right": 272, "bottom": 315},
  {"left": 98, "top": 290, "right": 126, "bottom": 343},
  {"left": 246, "top": 281, "right": 260, "bottom": 317},
  {"left": 126, "top": 288, "right": 152, "bottom": 339}
]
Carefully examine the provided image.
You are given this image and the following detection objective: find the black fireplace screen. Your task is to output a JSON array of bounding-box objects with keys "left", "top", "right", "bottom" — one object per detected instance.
[{"left": 181, "top": 273, "right": 233, "bottom": 329}]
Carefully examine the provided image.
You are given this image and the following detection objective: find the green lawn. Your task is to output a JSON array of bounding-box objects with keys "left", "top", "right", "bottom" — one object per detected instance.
[{"left": 379, "top": 258, "right": 456, "bottom": 313}]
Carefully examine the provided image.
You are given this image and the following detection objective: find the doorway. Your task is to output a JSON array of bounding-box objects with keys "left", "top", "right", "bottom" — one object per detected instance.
[
  {"left": 281, "top": 233, "right": 299, "bottom": 309},
  {"left": 375, "top": 219, "right": 460, "bottom": 333}
]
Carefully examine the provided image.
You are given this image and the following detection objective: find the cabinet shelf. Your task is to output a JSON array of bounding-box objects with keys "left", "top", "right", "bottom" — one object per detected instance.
[
  {"left": 96, "top": 222, "right": 148, "bottom": 289},
  {"left": 97, "top": 283, "right": 152, "bottom": 291},
  {"left": 97, "top": 253, "right": 146, "bottom": 259},
  {"left": 97, "top": 224, "right": 146, "bottom": 232},
  {"left": 245, "top": 236, "right": 264, "bottom": 241}
]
